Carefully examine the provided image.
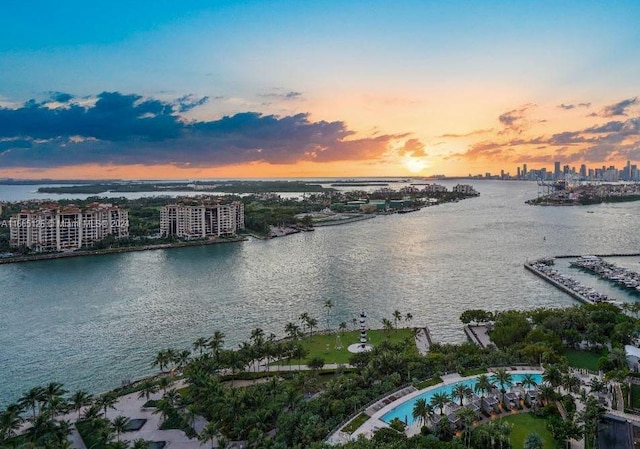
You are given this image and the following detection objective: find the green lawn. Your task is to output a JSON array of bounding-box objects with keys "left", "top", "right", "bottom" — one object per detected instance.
[
  {"left": 274, "top": 328, "right": 417, "bottom": 365},
  {"left": 500, "top": 414, "right": 556, "bottom": 449},
  {"left": 564, "top": 349, "right": 603, "bottom": 371}
]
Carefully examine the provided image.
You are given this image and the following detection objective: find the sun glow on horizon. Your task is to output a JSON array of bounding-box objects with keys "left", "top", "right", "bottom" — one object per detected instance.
[{"left": 401, "top": 156, "right": 430, "bottom": 174}]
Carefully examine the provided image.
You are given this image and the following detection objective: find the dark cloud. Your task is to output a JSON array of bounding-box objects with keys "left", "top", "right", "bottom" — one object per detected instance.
[
  {"left": 175, "top": 94, "right": 209, "bottom": 113},
  {"left": 259, "top": 91, "right": 303, "bottom": 100},
  {"left": 0, "top": 91, "right": 407, "bottom": 168},
  {"left": 585, "top": 117, "right": 640, "bottom": 135},
  {"left": 498, "top": 104, "right": 535, "bottom": 134},
  {"left": 557, "top": 102, "right": 591, "bottom": 110},
  {"left": 601, "top": 97, "right": 638, "bottom": 117},
  {"left": 48, "top": 92, "right": 74, "bottom": 103}
]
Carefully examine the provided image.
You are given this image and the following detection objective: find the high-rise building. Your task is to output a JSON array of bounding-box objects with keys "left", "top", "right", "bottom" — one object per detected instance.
[
  {"left": 580, "top": 164, "right": 587, "bottom": 179},
  {"left": 160, "top": 201, "right": 244, "bottom": 238},
  {"left": 10, "top": 203, "right": 128, "bottom": 252},
  {"left": 554, "top": 161, "right": 561, "bottom": 180}
]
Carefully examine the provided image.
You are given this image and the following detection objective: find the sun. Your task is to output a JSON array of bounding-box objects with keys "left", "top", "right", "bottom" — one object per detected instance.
[{"left": 401, "top": 156, "right": 429, "bottom": 174}]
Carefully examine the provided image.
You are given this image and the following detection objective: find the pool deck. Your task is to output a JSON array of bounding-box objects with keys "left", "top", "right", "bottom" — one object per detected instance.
[{"left": 329, "top": 369, "right": 544, "bottom": 444}]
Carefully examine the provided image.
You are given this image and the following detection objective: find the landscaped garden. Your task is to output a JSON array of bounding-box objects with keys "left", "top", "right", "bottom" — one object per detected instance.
[
  {"left": 497, "top": 414, "right": 556, "bottom": 449},
  {"left": 274, "top": 327, "right": 417, "bottom": 365}
]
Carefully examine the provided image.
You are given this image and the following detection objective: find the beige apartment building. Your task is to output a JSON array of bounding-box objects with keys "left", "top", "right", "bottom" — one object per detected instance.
[
  {"left": 10, "top": 203, "right": 129, "bottom": 252},
  {"left": 160, "top": 201, "right": 244, "bottom": 238}
]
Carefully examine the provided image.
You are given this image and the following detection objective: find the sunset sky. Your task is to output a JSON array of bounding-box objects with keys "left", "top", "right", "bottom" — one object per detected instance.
[{"left": 1, "top": 1, "right": 640, "bottom": 179}]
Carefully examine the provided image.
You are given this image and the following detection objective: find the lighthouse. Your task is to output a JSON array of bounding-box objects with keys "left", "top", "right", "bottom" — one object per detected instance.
[{"left": 359, "top": 310, "right": 368, "bottom": 347}]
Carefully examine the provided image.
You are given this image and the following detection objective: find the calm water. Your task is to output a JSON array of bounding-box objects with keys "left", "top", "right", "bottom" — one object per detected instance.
[{"left": 1, "top": 180, "right": 639, "bottom": 406}]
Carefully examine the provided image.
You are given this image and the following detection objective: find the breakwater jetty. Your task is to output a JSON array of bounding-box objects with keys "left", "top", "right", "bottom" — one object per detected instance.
[{"left": 524, "top": 259, "right": 602, "bottom": 305}]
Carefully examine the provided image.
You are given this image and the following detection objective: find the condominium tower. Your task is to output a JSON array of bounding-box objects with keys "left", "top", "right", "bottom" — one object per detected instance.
[
  {"left": 160, "top": 201, "right": 244, "bottom": 238},
  {"left": 10, "top": 203, "right": 129, "bottom": 252}
]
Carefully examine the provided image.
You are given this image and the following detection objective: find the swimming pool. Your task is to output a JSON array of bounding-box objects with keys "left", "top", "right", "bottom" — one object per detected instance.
[{"left": 381, "top": 372, "right": 543, "bottom": 426}]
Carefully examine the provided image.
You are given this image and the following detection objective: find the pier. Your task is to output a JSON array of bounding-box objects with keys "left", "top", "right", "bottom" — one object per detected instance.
[
  {"left": 524, "top": 261, "right": 594, "bottom": 305},
  {"left": 464, "top": 325, "right": 493, "bottom": 348}
]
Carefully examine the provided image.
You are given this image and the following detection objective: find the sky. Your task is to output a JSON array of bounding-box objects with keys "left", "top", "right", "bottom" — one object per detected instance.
[{"left": 1, "top": 0, "right": 640, "bottom": 179}]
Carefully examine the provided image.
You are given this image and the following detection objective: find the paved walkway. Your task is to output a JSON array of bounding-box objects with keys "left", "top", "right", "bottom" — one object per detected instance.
[
  {"left": 414, "top": 328, "right": 431, "bottom": 355},
  {"left": 49, "top": 389, "right": 209, "bottom": 449}
]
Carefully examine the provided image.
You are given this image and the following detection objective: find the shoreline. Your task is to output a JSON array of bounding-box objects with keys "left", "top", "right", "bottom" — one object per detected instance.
[{"left": 0, "top": 236, "right": 247, "bottom": 265}]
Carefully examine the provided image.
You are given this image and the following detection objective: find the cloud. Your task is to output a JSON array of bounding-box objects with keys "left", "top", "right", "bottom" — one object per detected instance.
[
  {"left": 48, "top": 92, "right": 74, "bottom": 103},
  {"left": 397, "top": 138, "right": 427, "bottom": 157},
  {"left": 601, "top": 97, "right": 638, "bottom": 117},
  {"left": 0, "top": 91, "right": 409, "bottom": 169},
  {"left": 557, "top": 102, "right": 591, "bottom": 110},
  {"left": 259, "top": 91, "right": 303, "bottom": 100},
  {"left": 498, "top": 104, "right": 536, "bottom": 134},
  {"left": 438, "top": 128, "right": 493, "bottom": 138},
  {"left": 175, "top": 94, "right": 209, "bottom": 112}
]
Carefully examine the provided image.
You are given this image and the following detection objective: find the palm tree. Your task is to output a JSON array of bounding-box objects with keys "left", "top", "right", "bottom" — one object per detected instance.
[
  {"left": 19, "top": 386, "right": 45, "bottom": 420},
  {"left": 411, "top": 398, "right": 434, "bottom": 428},
  {"left": 339, "top": 321, "right": 347, "bottom": 332},
  {"left": 152, "top": 350, "right": 171, "bottom": 373},
  {"left": 562, "top": 373, "right": 581, "bottom": 394},
  {"left": 175, "top": 349, "right": 191, "bottom": 371},
  {"left": 351, "top": 317, "right": 358, "bottom": 330},
  {"left": 193, "top": 337, "right": 208, "bottom": 355},
  {"left": 455, "top": 407, "right": 476, "bottom": 448},
  {"left": 299, "top": 312, "right": 309, "bottom": 333},
  {"left": 538, "top": 384, "right": 556, "bottom": 405},
  {"left": 405, "top": 312, "right": 413, "bottom": 324},
  {"left": 284, "top": 322, "right": 300, "bottom": 339},
  {"left": 543, "top": 365, "right": 563, "bottom": 393},
  {"left": 430, "top": 392, "right": 450, "bottom": 415},
  {"left": 324, "top": 299, "right": 334, "bottom": 330},
  {"left": 45, "top": 396, "right": 68, "bottom": 418},
  {"left": 157, "top": 372, "right": 173, "bottom": 389},
  {"left": 131, "top": 439, "right": 148, "bottom": 449},
  {"left": 0, "top": 408, "right": 23, "bottom": 441},
  {"left": 98, "top": 393, "right": 118, "bottom": 419},
  {"left": 43, "top": 382, "right": 67, "bottom": 405},
  {"left": 307, "top": 317, "right": 318, "bottom": 336},
  {"left": 208, "top": 331, "right": 226, "bottom": 362},
  {"left": 392, "top": 310, "right": 402, "bottom": 329},
  {"left": 520, "top": 374, "right": 538, "bottom": 391},
  {"left": 137, "top": 380, "right": 159, "bottom": 402},
  {"left": 111, "top": 415, "right": 130, "bottom": 442},
  {"left": 70, "top": 390, "right": 93, "bottom": 419},
  {"left": 199, "top": 421, "right": 219, "bottom": 449},
  {"left": 82, "top": 403, "right": 103, "bottom": 423},
  {"left": 452, "top": 383, "right": 473, "bottom": 406},
  {"left": 475, "top": 374, "right": 494, "bottom": 399},
  {"left": 493, "top": 369, "right": 513, "bottom": 404},
  {"left": 152, "top": 398, "right": 175, "bottom": 425},
  {"left": 381, "top": 318, "right": 394, "bottom": 335}
]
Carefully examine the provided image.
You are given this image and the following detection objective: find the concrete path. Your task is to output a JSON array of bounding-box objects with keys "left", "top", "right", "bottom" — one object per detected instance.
[{"left": 414, "top": 328, "right": 431, "bottom": 355}]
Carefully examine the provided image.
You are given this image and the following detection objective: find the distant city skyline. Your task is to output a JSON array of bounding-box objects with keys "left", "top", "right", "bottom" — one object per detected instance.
[
  {"left": 1, "top": 1, "right": 640, "bottom": 179},
  {"left": 480, "top": 160, "right": 640, "bottom": 182}
]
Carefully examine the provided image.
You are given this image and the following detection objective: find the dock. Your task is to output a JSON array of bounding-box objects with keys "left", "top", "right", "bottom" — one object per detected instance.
[
  {"left": 464, "top": 325, "right": 493, "bottom": 348},
  {"left": 414, "top": 326, "right": 433, "bottom": 355},
  {"left": 524, "top": 261, "right": 594, "bottom": 304}
]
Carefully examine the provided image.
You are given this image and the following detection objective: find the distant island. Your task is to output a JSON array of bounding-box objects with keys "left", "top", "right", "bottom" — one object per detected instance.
[
  {"left": 0, "top": 182, "right": 480, "bottom": 262},
  {"left": 36, "top": 180, "right": 335, "bottom": 194},
  {"left": 526, "top": 182, "right": 640, "bottom": 205}
]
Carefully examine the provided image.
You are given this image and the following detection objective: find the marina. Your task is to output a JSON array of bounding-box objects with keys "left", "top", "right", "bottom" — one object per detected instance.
[
  {"left": 571, "top": 255, "right": 640, "bottom": 292},
  {"left": 524, "top": 253, "right": 640, "bottom": 306}
]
